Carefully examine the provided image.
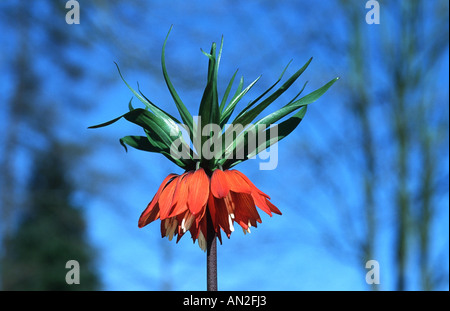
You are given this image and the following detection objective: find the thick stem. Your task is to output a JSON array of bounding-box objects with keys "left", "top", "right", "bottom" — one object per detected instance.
[{"left": 206, "top": 208, "right": 217, "bottom": 291}]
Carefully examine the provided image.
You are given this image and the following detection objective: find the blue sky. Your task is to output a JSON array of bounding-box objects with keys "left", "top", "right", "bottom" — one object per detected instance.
[{"left": 1, "top": 0, "right": 448, "bottom": 291}]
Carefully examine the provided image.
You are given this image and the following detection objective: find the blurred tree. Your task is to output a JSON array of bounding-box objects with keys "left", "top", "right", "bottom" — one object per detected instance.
[
  {"left": 1, "top": 142, "right": 100, "bottom": 290},
  {"left": 0, "top": 0, "right": 94, "bottom": 289},
  {"left": 290, "top": 0, "right": 449, "bottom": 290},
  {"left": 0, "top": 0, "right": 181, "bottom": 290}
]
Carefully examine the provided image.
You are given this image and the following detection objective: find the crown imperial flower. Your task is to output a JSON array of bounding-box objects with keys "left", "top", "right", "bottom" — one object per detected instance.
[
  {"left": 138, "top": 167, "right": 281, "bottom": 251},
  {"left": 89, "top": 26, "right": 338, "bottom": 252}
]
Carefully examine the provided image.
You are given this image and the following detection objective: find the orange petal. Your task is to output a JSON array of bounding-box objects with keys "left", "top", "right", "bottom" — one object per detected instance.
[
  {"left": 234, "top": 170, "right": 271, "bottom": 199},
  {"left": 224, "top": 170, "right": 252, "bottom": 194},
  {"left": 231, "top": 195, "right": 254, "bottom": 230},
  {"left": 187, "top": 168, "right": 210, "bottom": 215},
  {"left": 211, "top": 169, "right": 230, "bottom": 198},
  {"left": 138, "top": 173, "right": 177, "bottom": 227},
  {"left": 251, "top": 191, "right": 273, "bottom": 216},
  {"left": 159, "top": 175, "right": 180, "bottom": 219},
  {"left": 207, "top": 194, "right": 224, "bottom": 244},
  {"left": 175, "top": 215, "right": 186, "bottom": 243},
  {"left": 231, "top": 192, "right": 262, "bottom": 223},
  {"left": 167, "top": 172, "right": 191, "bottom": 218},
  {"left": 138, "top": 203, "right": 160, "bottom": 228},
  {"left": 231, "top": 170, "right": 273, "bottom": 216},
  {"left": 214, "top": 197, "right": 232, "bottom": 237},
  {"left": 266, "top": 199, "right": 282, "bottom": 215}
]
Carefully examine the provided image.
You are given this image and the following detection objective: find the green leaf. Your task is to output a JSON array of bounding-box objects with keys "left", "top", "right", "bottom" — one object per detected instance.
[
  {"left": 256, "top": 77, "right": 339, "bottom": 127},
  {"left": 144, "top": 128, "right": 193, "bottom": 169},
  {"left": 198, "top": 43, "right": 220, "bottom": 127},
  {"left": 248, "top": 106, "right": 308, "bottom": 159},
  {"left": 229, "top": 76, "right": 244, "bottom": 107},
  {"left": 220, "top": 106, "right": 307, "bottom": 169},
  {"left": 162, "top": 26, "right": 194, "bottom": 135},
  {"left": 89, "top": 108, "right": 195, "bottom": 169},
  {"left": 114, "top": 64, "right": 182, "bottom": 129},
  {"left": 219, "top": 69, "right": 239, "bottom": 112},
  {"left": 218, "top": 76, "right": 339, "bottom": 168},
  {"left": 88, "top": 115, "right": 123, "bottom": 129},
  {"left": 114, "top": 63, "right": 154, "bottom": 112},
  {"left": 123, "top": 109, "right": 177, "bottom": 149},
  {"left": 120, "top": 135, "right": 160, "bottom": 153},
  {"left": 214, "top": 59, "right": 310, "bottom": 159},
  {"left": 232, "top": 58, "right": 312, "bottom": 127},
  {"left": 212, "top": 59, "right": 311, "bottom": 163},
  {"left": 216, "top": 36, "right": 224, "bottom": 77},
  {"left": 120, "top": 135, "right": 191, "bottom": 169},
  {"left": 233, "top": 60, "right": 293, "bottom": 121},
  {"left": 128, "top": 97, "right": 135, "bottom": 111},
  {"left": 220, "top": 75, "right": 261, "bottom": 127},
  {"left": 197, "top": 42, "right": 221, "bottom": 167},
  {"left": 136, "top": 83, "right": 181, "bottom": 123}
]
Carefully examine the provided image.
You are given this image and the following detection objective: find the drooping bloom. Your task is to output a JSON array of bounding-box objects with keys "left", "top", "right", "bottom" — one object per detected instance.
[
  {"left": 89, "top": 26, "right": 337, "bottom": 251},
  {"left": 138, "top": 168, "right": 281, "bottom": 251}
]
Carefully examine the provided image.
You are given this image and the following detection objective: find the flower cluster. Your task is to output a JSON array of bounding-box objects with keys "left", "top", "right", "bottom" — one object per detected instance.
[{"left": 139, "top": 168, "right": 281, "bottom": 250}]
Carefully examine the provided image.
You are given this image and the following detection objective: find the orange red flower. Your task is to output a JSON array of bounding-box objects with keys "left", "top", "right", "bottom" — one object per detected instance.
[{"left": 138, "top": 168, "right": 281, "bottom": 250}]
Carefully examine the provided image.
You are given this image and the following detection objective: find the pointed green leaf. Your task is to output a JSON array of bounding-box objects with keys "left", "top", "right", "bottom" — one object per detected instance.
[
  {"left": 233, "top": 60, "right": 293, "bottom": 121},
  {"left": 114, "top": 63, "right": 154, "bottom": 112},
  {"left": 216, "top": 36, "right": 224, "bottom": 77},
  {"left": 220, "top": 75, "right": 261, "bottom": 126},
  {"left": 256, "top": 77, "right": 339, "bottom": 127},
  {"left": 120, "top": 135, "right": 160, "bottom": 153},
  {"left": 123, "top": 109, "right": 177, "bottom": 149},
  {"left": 88, "top": 115, "right": 123, "bottom": 129},
  {"left": 218, "top": 76, "right": 339, "bottom": 168},
  {"left": 197, "top": 42, "right": 221, "bottom": 167},
  {"left": 220, "top": 106, "right": 307, "bottom": 169},
  {"left": 219, "top": 69, "right": 238, "bottom": 112},
  {"left": 198, "top": 43, "right": 220, "bottom": 127},
  {"left": 232, "top": 57, "right": 312, "bottom": 127},
  {"left": 136, "top": 84, "right": 181, "bottom": 124},
  {"left": 89, "top": 107, "right": 195, "bottom": 169},
  {"left": 162, "top": 26, "right": 194, "bottom": 135},
  {"left": 248, "top": 105, "right": 308, "bottom": 159},
  {"left": 213, "top": 60, "right": 311, "bottom": 163},
  {"left": 120, "top": 135, "right": 191, "bottom": 169},
  {"left": 115, "top": 64, "right": 182, "bottom": 128}
]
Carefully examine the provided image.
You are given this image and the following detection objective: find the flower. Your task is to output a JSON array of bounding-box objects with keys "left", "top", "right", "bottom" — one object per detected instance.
[
  {"left": 89, "top": 27, "right": 337, "bottom": 251},
  {"left": 138, "top": 168, "right": 281, "bottom": 250}
]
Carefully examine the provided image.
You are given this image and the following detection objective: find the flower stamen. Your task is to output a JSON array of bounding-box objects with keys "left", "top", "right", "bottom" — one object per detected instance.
[{"left": 228, "top": 214, "right": 235, "bottom": 232}]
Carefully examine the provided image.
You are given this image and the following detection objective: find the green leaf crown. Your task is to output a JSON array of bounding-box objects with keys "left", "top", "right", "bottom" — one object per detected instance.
[{"left": 89, "top": 26, "right": 339, "bottom": 171}]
